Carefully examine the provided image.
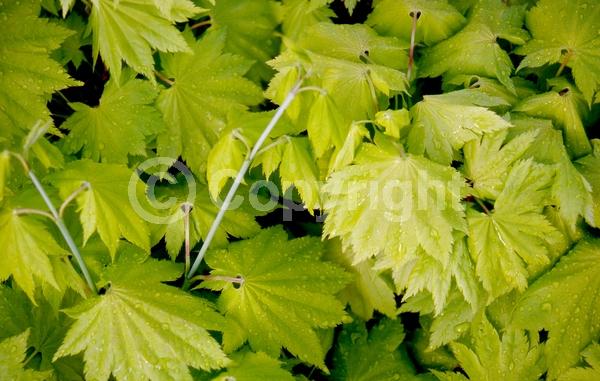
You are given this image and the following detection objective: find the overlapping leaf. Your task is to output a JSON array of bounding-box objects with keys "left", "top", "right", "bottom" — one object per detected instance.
[
  {"left": 323, "top": 143, "right": 466, "bottom": 277},
  {"left": 0, "top": 330, "right": 51, "bottom": 381},
  {"left": 511, "top": 121, "right": 595, "bottom": 229},
  {"left": 279, "top": 0, "right": 334, "bottom": 42},
  {"left": 268, "top": 22, "right": 408, "bottom": 157},
  {"left": 325, "top": 239, "right": 396, "bottom": 320},
  {"left": 575, "top": 141, "right": 600, "bottom": 227},
  {"left": 202, "top": 0, "right": 281, "bottom": 81},
  {"left": 88, "top": 0, "right": 200, "bottom": 81},
  {"left": 463, "top": 129, "right": 538, "bottom": 200},
  {"left": 467, "top": 159, "right": 563, "bottom": 299},
  {"left": 332, "top": 319, "right": 434, "bottom": 381},
  {"left": 201, "top": 227, "right": 350, "bottom": 369},
  {"left": 209, "top": 351, "right": 295, "bottom": 381},
  {"left": 279, "top": 137, "right": 321, "bottom": 211},
  {"left": 62, "top": 70, "right": 164, "bottom": 164},
  {"left": 516, "top": 0, "right": 600, "bottom": 103},
  {"left": 367, "top": 0, "right": 466, "bottom": 45},
  {"left": 558, "top": 343, "right": 600, "bottom": 381},
  {"left": 54, "top": 258, "right": 228, "bottom": 381},
  {"left": 419, "top": 0, "right": 529, "bottom": 92},
  {"left": 156, "top": 29, "right": 263, "bottom": 174},
  {"left": 384, "top": 232, "right": 479, "bottom": 314},
  {"left": 206, "top": 109, "right": 300, "bottom": 198},
  {"left": 0, "top": 210, "right": 65, "bottom": 301},
  {"left": 401, "top": 288, "right": 479, "bottom": 350},
  {"left": 158, "top": 185, "right": 264, "bottom": 259},
  {"left": 0, "top": 0, "right": 79, "bottom": 147},
  {"left": 514, "top": 79, "right": 591, "bottom": 157},
  {"left": 511, "top": 238, "right": 600, "bottom": 379},
  {"left": 49, "top": 160, "right": 149, "bottom": 256},
  {"left": 434, "top": 315, "right": 545, "bottom": 381},
  {"left": 407, "top": 91, "right": 512, "bottom": 165}
]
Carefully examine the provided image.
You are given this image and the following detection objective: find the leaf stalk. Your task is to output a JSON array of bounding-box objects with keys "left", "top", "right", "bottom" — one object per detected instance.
[
  {"left": 407, "top": 10, "right": 421, "bottom": 81},
  {"left": 186, "top": 76, "right": 306, "bottom": 279},
  {"left": 10, "top": 152, "right": 97, "bottom": 294},
  {"left": 28, "top": 171, "right": 97, "bottom": 294},
  {"left": 13, "top": 208, "right": 55, "bottom": 221},
  {"left": 59, "top": 181, "right": 90, "bottom": 218},
  {"left": 556, "top": 49, "right": 573, "bottom": 77}
]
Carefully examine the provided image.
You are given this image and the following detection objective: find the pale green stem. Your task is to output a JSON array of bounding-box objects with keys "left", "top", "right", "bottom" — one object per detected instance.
[
  {"left": 59, "top": 181, "right": 89, "bottom": 218},
  {"left": 231, "top": 129, "right": 251, "bottom": 154},
  {"left": 182, "top": 202, "right": 192, "bottom": 275},
  {"left": 28, "top": 171, "right": 97, "bottom": 294},
  {"left": 407, "top": 10, "right": 420, "bottom": 81},
  {"left": 191, "top": 274, "right": 244, "bottom": 285},
  {"left": 13, "top": 208, "right": 55, "bottom": 220},
  {"left": 187, "top": 77, "right": 306, "bottom": 279},
  {"left": 256, "top": 135, "right": 290, "bottom": 157},
  {"left": 191, "top": 19, "right": 211, "bottom": 30},
  {"left": 155, "top": 71, "right": 174, "bottom": 86},
  {"left": 474, "top": 197, "right": 491, "bottom": 214}
]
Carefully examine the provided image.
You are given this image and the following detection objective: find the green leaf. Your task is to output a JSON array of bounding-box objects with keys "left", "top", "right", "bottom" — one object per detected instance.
[
  {"left": 24, "top": 295, "right": 86, "bottom": 380},
  {"left": 49, "top": 160, "right": 150, "bottom": 257},
  {"left": 341, "top": 0, "right": 359, "bottom": 15},
  {"left": 408, "top": 92, "right": 512, "bottom": 165},
  {"left": 331, "top": 319, "right": 435, "bottom": 381},
  {"left": 207, "top": 109, "right": 299, "bottom": 197},
  {"left": 51, "top": 13, "right": 89, "bottom": 69},
  {"left": 513, "top": 81, "right": 591, "bottom": 157},
  {"left": 206, "top": 131, "right": 246, "bottom": 200},
  {"left": 575, "top": 142, "right": 600, "bottom": 227},
  {"left": 467, "top": 159, "right": 563, "bottom": 299},
  {"left": 211, "top": 350, "right": 294, "bottom": 381},
  {"left": 60, "top": 0, "right": 76, "bottom": 17},
  {"left": 279, "top": 137, "right": 321, "bottom": 211},
  {"left": 152, "top": 0, "right": 204, "bottom": 22},
  {"left": 0, "top": 210, "right": 66, "bottom": 301},
  {"left": 511, "top": 238, "right": 600, "bottom": 379},
  {"left": 401, "top": 289, "right": 478, "bottom": 350},
  {"left": 324, "top": 239, "right": 397, "bottom": 320},
  {"left": 89, "top": 0, "right": 200, "bottom": 81},
  {"left": 463, "top": 129, "right": 539, "bottom": 200},
  {"left": 268, "top": 22, "right": 408, "bottom": 142},
  {"left": 468, "top": 0, "right": 530, "bottom": 44},
  {"left": 419, "top": 0, "right": 529, "bottom": 93},
  {"left": 375, "top": 109, "right": 411, "bottom": 139},
  {"left": 515, "top": 0, "right": 600, "bottom": 103},
  {"left": 0, "top": 286, "right": 32, "bottom": 340},
  {"left": 0, "top": 150, "right": 10, "bottom": 202},
  {"left": 367, "top": 0, "right": 466, "bottom": 45},
  {"left": 201, "top": 226, "right": 350, "bottom": 369},
  {"left": 323, "top": 143, "right": 467, "bottom": 300},
  {"left": 160, "top": 185, "right": 263, "bottom": 259},
  {"left": 434, "top": 315, "right": 545, "bottom": 381},
  {"left": 558, "top": 343, "right": 600, "bottom": 381},
  {"left": 204, "top": 0, "right": 281, "bottom": 81},
  {"left": 54, "top": 258, "right": 228, "bottom": 381},
  {"left": 156, "top": 29, "right": 263, "bottom": 174},
  {"left": 0, "top": 0, "right": 80, "bottom": 147},
  {"left": 62, "top": 70, "right": 163, "bottom": 164},
  {"left": 389, "top": 232, "right": 479, "bottom": 314},
  {"left": 443, "top": 75, "right": 538, "bottom": 109},
  {"left": 511, "top": 121, "right": 594, "bottom": 229},
  {"left": 328, "top": 122, "right": 370, "bottom": 174},
  {"left": 305, "top": 92, "right": 347, "bottom": 158},
  {"left": 280, "top": 0, "right": 334, "bottom": 42},
  {"left": 0, "top": 330, "right": 52, "bottom": 381}
]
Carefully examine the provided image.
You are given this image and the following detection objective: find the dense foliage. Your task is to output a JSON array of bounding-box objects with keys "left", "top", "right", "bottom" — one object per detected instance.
[{"left": 1, "top": 0, "right": 599, "bottom": 380}]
